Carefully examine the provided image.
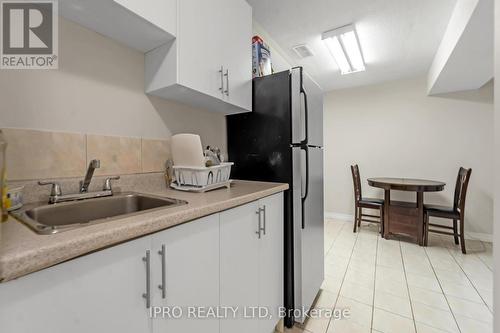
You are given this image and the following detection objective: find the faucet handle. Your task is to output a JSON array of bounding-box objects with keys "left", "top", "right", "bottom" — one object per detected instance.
[
  {"left": 38, "top": 181, "right": 62, "bottom": 196},
  {"left": 103, "top": 176, "right": 120, "bottom": 191}
]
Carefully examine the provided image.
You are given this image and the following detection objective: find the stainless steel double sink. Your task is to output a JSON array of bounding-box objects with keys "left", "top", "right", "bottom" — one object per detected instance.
[{"left": 12, "top": 192, "right": 188, "bottom": 235}]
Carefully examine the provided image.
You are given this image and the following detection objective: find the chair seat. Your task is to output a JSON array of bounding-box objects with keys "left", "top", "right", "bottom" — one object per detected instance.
[
  {"left": 359, "top": 197, "right": 384, "bottom": 208},
  {"left": 424, "top": 204, "right": 460, "bottom": 219}
]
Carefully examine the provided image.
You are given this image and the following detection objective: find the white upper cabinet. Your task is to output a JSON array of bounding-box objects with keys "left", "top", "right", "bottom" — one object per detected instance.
[
  {"left": 60, "top": 0, "right": 176, "bottom": 52},
  {"left": 222, "top": 0, "right": 253, "bottom": 111},
  {"left": 145, "top": 0, "right": 253, "bottom": 114}
]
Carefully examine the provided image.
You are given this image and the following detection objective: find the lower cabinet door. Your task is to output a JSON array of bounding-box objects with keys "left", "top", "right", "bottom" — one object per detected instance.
[
  {"left": 151, "top": 214, "right": 220, "bottom": 333},
  {"left": 220, "top": 201, "right": 260, "bottom": 333},
  {"left": 0, "top": 237, "right": 153, "bottom": 333},
  {"left": 259, "top": 193, "right": 284, "bottom": 333}
]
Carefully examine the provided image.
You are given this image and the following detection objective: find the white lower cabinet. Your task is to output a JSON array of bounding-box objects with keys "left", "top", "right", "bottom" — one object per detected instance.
[
  {"left": 0, "top": 193, "right": 283, "bottom": 333},
  {"left": 0, "top": 236, "right": 153, "bottom": 333},
  {"left": 151, "top": 214, "right": 220, "bottom": 333},
  {"left": 258, "top": 194, "right": 284, "bottom": 333},
  {"left": 220, "top": 192, "right": 284, "bottom": 333},
  {"left": 220, "top": 200, "right": 261, "bottom": 333}
]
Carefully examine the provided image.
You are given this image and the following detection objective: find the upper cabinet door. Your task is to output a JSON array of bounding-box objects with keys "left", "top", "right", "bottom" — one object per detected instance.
[
  {"left": 220, "top": 201, "right": 261, "bottom": 333},
  {"left": 177, "top": 0, "right": 226, "bottom": 100},
  {"left": 222, "top": 0, "right": 252, "bottom": 111},
  {"left": 151, "top": 214, "right": 220, "bottom": 333},
  {"left": 258, "top": 193, "right": 284, "bottom": 333},
  {"left": 0, "top": 237, "right": 153, "bottom": 333}
]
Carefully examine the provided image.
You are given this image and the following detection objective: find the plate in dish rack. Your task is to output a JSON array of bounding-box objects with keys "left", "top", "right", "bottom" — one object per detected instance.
[{"left": 170, "top": 180, "right": 232, "bottom": 193}]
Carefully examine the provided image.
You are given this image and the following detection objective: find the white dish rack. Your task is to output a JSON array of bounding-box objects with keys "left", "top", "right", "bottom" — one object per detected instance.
[{"left": 170, "top": 162, "right": 233, "bottom": 192}]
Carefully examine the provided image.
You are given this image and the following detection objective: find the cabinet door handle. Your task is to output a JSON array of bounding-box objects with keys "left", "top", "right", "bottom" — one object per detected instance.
[
  {"left": 142, "top": 250, "right": 151, "bottom": 308},
  {"left": 219, "top": 66, "right": 224, "bottom": 93},
  {"left": 261, "top": 205, "right": 266, "bottom": 235},
  {"left": 255, "top": 208, "right": 262, "bottom": 239},
  {"left": 224, "top": 69, "right": 229, "bottom": 96},
  {"left": 158, "top": 244, "right": 166, "bottom": 299}
]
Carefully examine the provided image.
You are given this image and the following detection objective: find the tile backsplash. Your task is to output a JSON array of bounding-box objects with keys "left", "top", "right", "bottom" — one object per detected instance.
[
  {"left": 3, "top": 128, "right": 170, "bottom": 181},
  {"left": 87, "top": 134, "right": 142, "bottom": 176}
]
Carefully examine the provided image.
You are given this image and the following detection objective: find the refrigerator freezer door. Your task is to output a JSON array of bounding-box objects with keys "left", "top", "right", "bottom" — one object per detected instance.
[
  {"left": 292, "top": 146, "right": 324, "bottom": 323},
  {"left": 291, "top": 68, "right": 323, "bottom": 147}
]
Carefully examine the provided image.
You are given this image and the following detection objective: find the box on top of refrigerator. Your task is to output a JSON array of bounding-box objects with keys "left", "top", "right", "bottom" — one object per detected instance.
[{"left": 252, "top": 35, "right": 273, "bottom": 78}]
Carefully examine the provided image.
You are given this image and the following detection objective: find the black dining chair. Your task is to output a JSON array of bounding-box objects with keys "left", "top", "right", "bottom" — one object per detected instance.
[
  {"left": 351, "top": 165, "right": 384, "bottom": 233},
  {"left": 424, "top": 167, "right": 472, "bottom": 254}
]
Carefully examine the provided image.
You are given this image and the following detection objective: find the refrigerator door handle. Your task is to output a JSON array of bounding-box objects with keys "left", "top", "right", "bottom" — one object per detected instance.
[
  {"left": 300, "top": 86, "right": 309, "bottom": 146},
  {"left": 301, "top": 145, "right": 309, "bottom": 229}
]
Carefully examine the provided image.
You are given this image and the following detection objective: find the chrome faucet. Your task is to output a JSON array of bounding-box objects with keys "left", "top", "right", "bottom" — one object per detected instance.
[
  {"left": 38, "top": 159, "right": 121, "bottom": 204},
  {"left": 80, "top": 159, "right": 100, "bottom": 193}
]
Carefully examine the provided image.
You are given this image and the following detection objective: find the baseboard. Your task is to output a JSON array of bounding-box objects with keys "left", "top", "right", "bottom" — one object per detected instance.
[
  {"left": 464, "top": 232, "right": 492, "bottom": 243},
  {"left": 324, "top": 211, "right": 353, "bottom": 222},
  {"left": 324, "top": 211, "right": 492, "bottom": 243}
]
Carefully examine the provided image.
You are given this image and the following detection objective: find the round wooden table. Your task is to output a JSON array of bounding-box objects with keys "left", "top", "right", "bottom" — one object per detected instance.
[{"left": 367, "top": 178, "right": 445, "bottom": 245}]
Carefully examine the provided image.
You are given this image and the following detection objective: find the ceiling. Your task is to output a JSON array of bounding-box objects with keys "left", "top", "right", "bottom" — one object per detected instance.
[{"left": 247, "top": 0, "right": 457, "bottom": 92}]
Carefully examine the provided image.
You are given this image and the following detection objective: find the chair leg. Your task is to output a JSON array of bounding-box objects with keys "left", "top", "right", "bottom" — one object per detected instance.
[
  {"left": 358, "top": 207, "right": 362, "bottom": 227},
  {"left": 459, "top": 217, "right": 466, "bottom": 254},
  {"left": 453, "top": 219, "right": 459, "bottom": 245},
  {"left": 424, "top": 213, "right": 429, "bottom": 246},
  {"left": 379, "top": 206, "right": 384, "bottom": 235},
  {"left": 353, "top": 206, "right": 358, "bottom": 233}
]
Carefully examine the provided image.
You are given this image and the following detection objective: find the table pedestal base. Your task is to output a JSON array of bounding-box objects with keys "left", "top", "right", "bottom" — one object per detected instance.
[{"left": 383, "top": 190, "right": 424, "bottom": 245}]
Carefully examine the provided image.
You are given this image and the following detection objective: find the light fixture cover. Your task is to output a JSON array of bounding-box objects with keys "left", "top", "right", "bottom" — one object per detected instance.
[{"left": 322, "top": 24, "right": 365, "bottom": 75}]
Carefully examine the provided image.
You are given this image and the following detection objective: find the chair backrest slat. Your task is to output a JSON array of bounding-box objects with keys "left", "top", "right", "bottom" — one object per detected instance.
[
  {"left": 453, "top": 167, "right": 472, "bottom": 213},
  {"left": 351, "top": 164, "right": 362, "bottom": 204}
]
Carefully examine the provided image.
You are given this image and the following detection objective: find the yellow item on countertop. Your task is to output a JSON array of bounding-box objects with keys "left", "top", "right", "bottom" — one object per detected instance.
[{"left": 0, "top": 129, "right": 7, "bottom": 222}]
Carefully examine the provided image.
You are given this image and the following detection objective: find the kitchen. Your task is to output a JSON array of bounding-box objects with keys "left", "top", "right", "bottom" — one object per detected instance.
[{"left": 0, "top": 1, "right": 497, "bottom": 333}]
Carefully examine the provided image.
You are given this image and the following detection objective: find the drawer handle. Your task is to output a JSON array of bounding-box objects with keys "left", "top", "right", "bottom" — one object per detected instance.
[
  {"left": 158, "top": 244, "right": 166, "bottom": 299},
  {"left": 219, "top": 66, "right": 224, "bottom": 93},
  {"left": 142, "top": 250, "right": 151, "bottom": 308}
]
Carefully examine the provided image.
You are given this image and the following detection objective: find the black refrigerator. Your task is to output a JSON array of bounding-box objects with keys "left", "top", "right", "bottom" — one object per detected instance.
[{"left": 227, "top": 67, "right": 324, "bottom": 327}]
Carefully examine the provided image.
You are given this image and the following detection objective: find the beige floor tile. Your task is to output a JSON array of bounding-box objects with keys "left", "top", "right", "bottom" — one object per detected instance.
[
  {"left": 376, "top": 266, "right": 406, "bottom": 284},
  {"left": 446, "top": 296, "right": 492, "bottom": 323},
  {"left": 455, "top": 316, "right": 493, "bottom": 333},
  {"left": 334, "top": 296, "right": 373, "bottom": 328},
  {"left": 340, "top": 281, "right": 374, "bottom": 306},
  {"left": 375, "top": 276, "right": 408, "bottom": 298},
  {"left": 348, "top": 258, "right": 376, "bottom": 275},
  {"left": 415, "top": 322, "right": 453, "bottom": 333},
  {"left": 283, "top": 325, "right": 312, "bottom": 333},
  {"left": 299, "top": 316, "right": 330, "bottom": 333},
  {"left": 372, "top": 308, "right": 415, "bottom": 333},
  {"left": 344, "top": 268, "right": 375, "bottom": 289},
  {"left": 439, "top": 280, "right": 483, "bottom": 303},
  {"left": 321, "top": 276, "right": 343, "bottom": 295},
  {"left": 374, "top": 289, "right": 412, "bottom": 319},
  {"left": 327, "top": 319, "right": 371, "bottom": 333},
  {"left": 434, "top": 268, "right": 471, "bottom": 286},
  {"left": 412, "top": 302, "right": 459, "bottom": 333},
  {"left": 408, "top": 286, "right": 449, "bottom": 311},
  {"left": 405, "top": 273, "right": 442, "bottom": 293}
]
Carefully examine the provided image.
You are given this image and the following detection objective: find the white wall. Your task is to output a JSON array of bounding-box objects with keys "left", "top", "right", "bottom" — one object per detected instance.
[
  {"left": 0, "top": 18, "right": 227, "bottom": 152},
  {"left": 324, "top": 76, "right": 494, "bottom": 238},
  {"left": 253, "top": 20, "right": 293, "bottom": 72},
  {"left": 493, "top": 0, "right": 499, "bottom": 328}
]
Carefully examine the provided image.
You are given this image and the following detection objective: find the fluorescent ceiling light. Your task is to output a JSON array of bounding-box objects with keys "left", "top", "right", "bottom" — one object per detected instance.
[{"left": 322, "top": 25, "right": 365, "bottom": 75}]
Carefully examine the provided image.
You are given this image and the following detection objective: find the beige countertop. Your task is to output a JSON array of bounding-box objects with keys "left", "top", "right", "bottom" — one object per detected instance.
[{"left": 0, "top": 180, "right": 288, "bottom": 283}]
